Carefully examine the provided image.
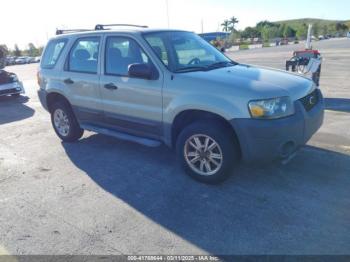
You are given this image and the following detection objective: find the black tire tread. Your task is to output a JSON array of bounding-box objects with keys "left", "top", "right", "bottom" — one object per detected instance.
[
  {"left": 176, "top": 120, "right": 239, "bottom": 184},
  {"left": 50, "top": 101, "right": 84, "bottom": 142}
]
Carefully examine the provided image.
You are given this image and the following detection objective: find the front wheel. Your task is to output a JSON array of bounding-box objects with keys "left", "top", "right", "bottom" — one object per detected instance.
[
  {"left": 176, "top": 121, "right": 240, "bottom": 184},
  {"left": 50, "top": 101, "right": 84, "bottom": 142}
]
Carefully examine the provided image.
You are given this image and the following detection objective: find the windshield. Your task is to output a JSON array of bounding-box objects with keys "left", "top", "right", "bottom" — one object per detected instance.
[{"left": 143, "top": 31, "right": 236, "bottom": 73}]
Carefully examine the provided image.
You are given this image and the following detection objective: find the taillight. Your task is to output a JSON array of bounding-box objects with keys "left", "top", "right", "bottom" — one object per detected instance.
[{"left": 37, "top": 70, "right": 41, "bottom": 86}]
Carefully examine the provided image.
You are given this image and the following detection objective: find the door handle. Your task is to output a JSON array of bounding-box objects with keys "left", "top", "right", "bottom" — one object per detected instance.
[
  {"left": 104, "top": 83, "right": 118, "bottom": 90},
  {"left": 64, "top": 78, "right": 74, "bottom": 84}
]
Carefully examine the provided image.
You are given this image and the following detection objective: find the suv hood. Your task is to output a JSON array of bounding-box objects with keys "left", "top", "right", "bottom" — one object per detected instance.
[{"left": 181, "top": 64, "right": 315, "bottom": 101}]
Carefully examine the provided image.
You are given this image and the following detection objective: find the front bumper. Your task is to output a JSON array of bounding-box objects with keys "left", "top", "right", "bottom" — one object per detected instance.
[
  {"left": 231, "top": 89, "right": 324, "bottom": 163},
  {"left": 0, "top": 81, "right": 25, "bottom": 96}
]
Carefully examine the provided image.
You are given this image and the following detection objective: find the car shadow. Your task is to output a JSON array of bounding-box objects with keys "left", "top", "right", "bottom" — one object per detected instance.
[
  {"left": 62, "top": 134, "right": 350, "bottom": 254},
  {"left": 324, "top": 97, "right": 350, "bottom": 113},
  {"left": 0, "top": 95, "right": 35, "bottom": 125}
]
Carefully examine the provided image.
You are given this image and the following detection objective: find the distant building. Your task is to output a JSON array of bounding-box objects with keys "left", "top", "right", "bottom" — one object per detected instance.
[{"left": 198, "top": 32, "right": 230, "bottom": 42}]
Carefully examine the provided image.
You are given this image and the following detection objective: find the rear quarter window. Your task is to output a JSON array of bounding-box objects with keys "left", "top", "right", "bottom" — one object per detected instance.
[{"left": 41, "top": 39, "right": 67, "bottom": 69}]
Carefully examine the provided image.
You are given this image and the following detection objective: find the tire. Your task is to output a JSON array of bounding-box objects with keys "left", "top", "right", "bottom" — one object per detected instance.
[
  {"left": 50, "top": 101, "right": 84, "bottom": 142},
  {"left": 176, "top": 120, "right": 240, "bottom": 184}
]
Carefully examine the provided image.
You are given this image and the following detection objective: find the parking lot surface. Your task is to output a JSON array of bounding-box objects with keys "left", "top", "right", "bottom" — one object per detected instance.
[{"left": 0, "top": 38, "right": 350, "bottom": 255}]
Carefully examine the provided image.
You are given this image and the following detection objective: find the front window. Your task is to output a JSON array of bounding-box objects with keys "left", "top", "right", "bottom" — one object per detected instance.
[
  {"left": 105, "top": 36, "right": 151, "bottom": 76},
  {"left": 144, "top": 31, "right": 236, "bottom": 73}
]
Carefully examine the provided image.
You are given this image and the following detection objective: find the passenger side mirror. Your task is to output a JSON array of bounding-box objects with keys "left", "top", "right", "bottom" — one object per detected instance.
[{"left": 128, "top": 63, "right": 154, "bottom": 80}]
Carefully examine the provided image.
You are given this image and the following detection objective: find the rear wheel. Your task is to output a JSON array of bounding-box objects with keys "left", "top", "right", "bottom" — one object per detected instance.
[
  {"left": 176, "top": 121, "right": 239, "bottom": 184},
  {"left": 50, "top": 101, "right": 84, "bottom": 142}
]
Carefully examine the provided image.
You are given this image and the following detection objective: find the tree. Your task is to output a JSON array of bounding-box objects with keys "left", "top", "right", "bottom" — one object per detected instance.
[
  {"left": 227, "top": 30, "right": 241, "bottom": 46},
  {"left": 0, "top": 44, "right": 9, "bottom": 56},
  {"left": 283, "top": 26, "right": 296, "bottom": 38},
  {"left": 313, "top": 23, "right": 320, "bottom": 37},
  {"left": 261, "top": 25, "right": 279, "bottom": 42},
  {"left": 256, "top": 21, "right": 276, "bottom": 30},
  {"left": 278, "top": 24, "right": 286, "bottom": 37},
  {"left": 335, "top": 22, "right": 349, "bottom": 35},
  {"left": 14, "top": 44, "right": 21, "bottom": 57},
  {"left": 228, "top": 16, "right": 239, "bottom": 32},
  {"left": 296, "top": 23, "right": 308, "bottom": 40},
  {"left": 221, "top": 20, "right": 230, "bottom": 32},
  {"left": 321, "top": 24, "right": 329, "bottom": 35},
  {"left": 28, "top": 43, "right": 39, "bottom": 56},
  {"left": 241, "top": 27, "right": 261, "bottom": 39},
  {"left": 256, "top": 20, "right": 280, "bottom": 41}
]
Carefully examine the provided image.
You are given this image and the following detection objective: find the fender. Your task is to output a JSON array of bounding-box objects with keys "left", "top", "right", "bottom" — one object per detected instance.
[{"left": 162, "top": 93, "right": 248, "bottom": 146}]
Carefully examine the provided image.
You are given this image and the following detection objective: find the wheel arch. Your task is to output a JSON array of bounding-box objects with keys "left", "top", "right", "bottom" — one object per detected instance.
[
  {"left": 169, "top": 109, "right": 242, "bottom": 157},
  {"left": 46, "top": 92, "right": 72, "bottom": 113}
]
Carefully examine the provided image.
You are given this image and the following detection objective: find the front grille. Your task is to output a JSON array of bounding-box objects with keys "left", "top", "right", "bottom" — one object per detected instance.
[
  {"left": 299, "top": 89, "right": 319, "bottom": 111},
  {"left": 0, "top": 88, "right": 17, "bottom": 95}
]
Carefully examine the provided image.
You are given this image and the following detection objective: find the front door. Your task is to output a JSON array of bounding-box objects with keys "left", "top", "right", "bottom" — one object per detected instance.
[{"left": 99, "top": 35, "right": 163, "bottom": 139}]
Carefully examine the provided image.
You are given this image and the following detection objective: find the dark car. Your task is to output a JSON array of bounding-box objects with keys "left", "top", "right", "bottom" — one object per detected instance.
[{"left": 0, "top": 70, "right": 25, "bottom": 97}]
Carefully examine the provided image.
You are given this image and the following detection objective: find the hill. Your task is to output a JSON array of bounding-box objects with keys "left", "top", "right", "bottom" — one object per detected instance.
[{"left": 275, "top": 18, "right": 350, "bottom": 32}]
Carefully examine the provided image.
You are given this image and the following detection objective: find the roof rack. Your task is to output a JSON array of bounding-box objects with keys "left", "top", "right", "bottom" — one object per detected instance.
[
  {"left": 55, "top": 24, "right": 149, "bottom": 35},
  {"left": 94, "top": 24, "right": 148, "bottom": 30},
  {"left": 56, "top": 29, "right": 92, "bottom": 35}
]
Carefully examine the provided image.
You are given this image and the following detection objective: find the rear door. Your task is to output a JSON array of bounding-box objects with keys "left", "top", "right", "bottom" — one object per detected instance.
[
  {"left": 99, "top": 35, "right": 163, "bottom": 139},
  {"left": 60, "top": 36, "right": 103, "bottom": 124}
]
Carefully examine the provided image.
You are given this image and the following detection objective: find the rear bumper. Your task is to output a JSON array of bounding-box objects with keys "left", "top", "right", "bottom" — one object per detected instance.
[
  {"left": 0, "top": 81, "right": 25, "bottom": 96},
  {"left": 37, "top": 89, "right": 48, "bottom": 111},
  {"left": 230, "top": 89, "right": 324, "bottom": 163}
]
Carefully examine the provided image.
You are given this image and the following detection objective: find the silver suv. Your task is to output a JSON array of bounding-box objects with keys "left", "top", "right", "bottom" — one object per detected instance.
[{"left": 38, "top": 24, "right": 324, "bottom": 183}]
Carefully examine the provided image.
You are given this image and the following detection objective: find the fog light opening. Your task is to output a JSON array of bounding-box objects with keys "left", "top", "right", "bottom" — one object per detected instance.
[{"left": 281, "top": 141, "right": 295, "bottom": 158}]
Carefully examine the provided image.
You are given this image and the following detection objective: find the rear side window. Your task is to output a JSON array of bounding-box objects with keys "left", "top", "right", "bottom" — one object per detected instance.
[
  {"left": 68, "top": 37, "right": 100, "bottom": 74},
  {"left": 41, "top": 39, "right": 67, "bottom": 69}
]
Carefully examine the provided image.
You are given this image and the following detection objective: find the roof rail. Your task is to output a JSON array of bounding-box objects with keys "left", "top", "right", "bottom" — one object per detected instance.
[
  {"left": 56, "top": 29, "right": 92, "bottom": 35},
  {"left": 94, "top": 24, "right": 148, "bottom": 30}
]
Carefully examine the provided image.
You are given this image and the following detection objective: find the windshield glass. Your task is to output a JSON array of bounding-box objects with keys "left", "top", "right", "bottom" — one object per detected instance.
[{"left": 143, "top": 31, "right": 235, "bottom": 72}]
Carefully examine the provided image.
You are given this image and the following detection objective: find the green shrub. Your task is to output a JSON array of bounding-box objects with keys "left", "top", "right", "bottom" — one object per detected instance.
[{"left": 239, "top": 44, "right": 249, "bottom": 50}]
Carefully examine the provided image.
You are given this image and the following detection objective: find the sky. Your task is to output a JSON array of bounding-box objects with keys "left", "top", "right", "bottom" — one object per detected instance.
[{"left": 0, "top": 0, "right": 349, "bottom": 49}]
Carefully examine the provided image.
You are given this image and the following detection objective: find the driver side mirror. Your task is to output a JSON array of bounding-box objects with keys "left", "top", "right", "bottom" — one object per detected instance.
[{"left": 128, "top": 63, "right": 156, "bottom": 80}]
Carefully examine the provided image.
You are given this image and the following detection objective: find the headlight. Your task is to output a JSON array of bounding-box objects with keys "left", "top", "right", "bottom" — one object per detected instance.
[
  {"left": 248, "top": 96, "right": 294, "bottom": 119},
  {"left": 11, "top": 74, "right": 19, "bottom": 82}
]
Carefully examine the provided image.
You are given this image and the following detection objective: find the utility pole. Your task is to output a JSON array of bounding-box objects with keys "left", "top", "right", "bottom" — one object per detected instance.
[
  {"left": 201, "top": 19, "right": 204, "bottom": 33},
  {"left": 306, "top": 24, "right": 313, "bottom": 50},
  {"left": 166, "top": 0, "right": 170, "bottom": 28}
]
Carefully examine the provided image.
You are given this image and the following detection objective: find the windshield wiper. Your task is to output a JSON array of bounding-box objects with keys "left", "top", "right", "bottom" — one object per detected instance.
[
  {"left": 206, "top": 61, "right": 238, "bottom": 70},
  {"left": 174, "top": 66, "right": 208, "bottom": 73}
]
